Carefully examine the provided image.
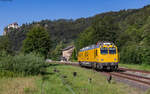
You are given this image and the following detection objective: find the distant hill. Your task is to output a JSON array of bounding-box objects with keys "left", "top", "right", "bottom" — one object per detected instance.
[{"left": 5, "top": 5, "right": 150, "bottom": 52}]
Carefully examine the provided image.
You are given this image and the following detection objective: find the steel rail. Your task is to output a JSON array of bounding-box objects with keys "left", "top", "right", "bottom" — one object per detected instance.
[
  {"left": 118, "top": 72, "right": 150, "bottom": 80},
  {"left": 119, "top": 67, "right": 150, "bottom": 74},
  {"left": 110, "top": 72, "right": 150, "bottom": 86}
]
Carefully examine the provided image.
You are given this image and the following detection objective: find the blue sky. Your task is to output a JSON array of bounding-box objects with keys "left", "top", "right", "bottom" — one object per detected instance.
[{"left": 0, "top": 0, "right": 150, "bottom": 35}]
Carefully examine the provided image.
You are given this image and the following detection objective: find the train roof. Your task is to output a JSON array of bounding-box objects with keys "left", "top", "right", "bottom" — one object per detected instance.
[
  {"left": 80, "top": 45, "right": 97, "bottom": 52},
  {"left": 79, "top": 42, "right": 115, "bottom": 52}
]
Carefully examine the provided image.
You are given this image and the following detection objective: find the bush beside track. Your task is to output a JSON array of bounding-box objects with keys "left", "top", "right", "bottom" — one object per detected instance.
[{"left": 0, "top": 53, "right": 46, "bottom": 77}]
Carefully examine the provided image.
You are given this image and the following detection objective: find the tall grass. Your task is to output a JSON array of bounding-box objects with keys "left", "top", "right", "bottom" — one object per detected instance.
[{"left": 0, "top": 53, "right": 46, "bottom": 77}]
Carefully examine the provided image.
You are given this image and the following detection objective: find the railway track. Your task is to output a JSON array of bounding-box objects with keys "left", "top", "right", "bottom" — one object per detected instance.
[
  {"left": 48, "top": 61, "right": 150, "bottom": 86},
  {"left": 119, "top": 67, "right": 150, "bottom": 74},
  {"left": 110, "top": 72, "right": 150, "bottom": 86}
]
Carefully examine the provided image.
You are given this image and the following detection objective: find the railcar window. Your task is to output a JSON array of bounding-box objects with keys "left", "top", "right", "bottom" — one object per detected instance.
[
  {"left": 109, "top": 47, "right": 116, "bottom": 54},
  {"left": 100, "top": 48, "right": 108, "bottom": 54}
]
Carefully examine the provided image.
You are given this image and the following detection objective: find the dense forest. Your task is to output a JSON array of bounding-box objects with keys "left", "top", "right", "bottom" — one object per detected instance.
[{"left": 1, "top": 5, "right": 150, "bottom": 64}]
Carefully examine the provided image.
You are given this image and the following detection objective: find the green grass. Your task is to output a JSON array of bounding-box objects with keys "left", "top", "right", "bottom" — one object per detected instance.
[
  {"left": 0, "top": 64, "right": 149, "bottom": 94},
  {"left": 0, "top": 76, "right": 39, "bottom": 94},
  {"left": 35, "top": 64, "right": 145, "bottom": 94},
  {"left": 119, "top": 63, "right": 150, "bottom": 71}
]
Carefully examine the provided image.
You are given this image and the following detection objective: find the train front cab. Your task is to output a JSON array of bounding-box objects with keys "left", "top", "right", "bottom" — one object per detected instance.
[{"left": 95, "top": 44, "right": 119, "bottom": 71}]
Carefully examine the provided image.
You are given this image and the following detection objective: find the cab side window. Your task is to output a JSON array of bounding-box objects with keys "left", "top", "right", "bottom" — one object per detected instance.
[
  {"left": 96, "top": 50, "right": 97, "bottom": 56},
  {"left": 94, "top": 49, "right": 97, "bottom": 57}
]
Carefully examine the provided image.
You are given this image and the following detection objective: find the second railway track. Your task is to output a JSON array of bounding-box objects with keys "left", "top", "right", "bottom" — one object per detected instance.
[{"left": 110, "top": 72, "right": 150, "bottom": 86}]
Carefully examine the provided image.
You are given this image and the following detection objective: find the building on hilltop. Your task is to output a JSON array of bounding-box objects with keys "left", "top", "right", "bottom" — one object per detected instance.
[
  {"left": 7, "top": 22, "right": 19, "bottom": 29},
  {"left": 3, "top": 22, "right": 19, "bottom": 35},
  {"left": 62, "top": 46, "right": 75, "bottom": 61}
]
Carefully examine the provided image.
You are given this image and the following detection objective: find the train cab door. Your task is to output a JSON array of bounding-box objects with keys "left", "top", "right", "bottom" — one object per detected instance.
[
  {"left": 94, "top": 49, "right": 98, "bottom": 59},
  {"left": 93, "top": 49, "right": 98, "bottom": 68}
]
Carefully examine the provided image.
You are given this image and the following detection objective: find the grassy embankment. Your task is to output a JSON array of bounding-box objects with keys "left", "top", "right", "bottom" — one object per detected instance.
[
  {"left": 119, "top": 63, "right": 150, "bottom": 71},
  {"left": 0, "top": 64, "right": 149, "bottom": 94}
]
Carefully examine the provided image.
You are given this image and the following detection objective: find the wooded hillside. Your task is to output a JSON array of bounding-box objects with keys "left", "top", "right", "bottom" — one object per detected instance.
[{"left": 1, "top": 5, "right": 150, "bottom": 63}]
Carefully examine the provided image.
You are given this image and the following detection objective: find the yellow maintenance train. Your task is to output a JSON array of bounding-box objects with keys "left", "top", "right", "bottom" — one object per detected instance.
[{"left": 78, "top": 42, "right": 119, "bottom": 71}]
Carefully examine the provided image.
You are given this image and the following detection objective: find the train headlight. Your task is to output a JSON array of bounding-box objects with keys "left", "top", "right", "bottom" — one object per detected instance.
[
  {"left": 101, "top": 59, "right": 104, "bottom": 61},
  {"left": 114, "top": 58, "right": 117, "bottom": 61}
]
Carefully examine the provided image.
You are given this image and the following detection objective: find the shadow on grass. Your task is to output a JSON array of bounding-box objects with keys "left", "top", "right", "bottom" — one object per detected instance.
[
  {"left": 40, "top": 63, "right": 64, "bottom": 76},
  {"left": 40, "top": 71, "right": 55, "bottom": 76},
  {"left": 44, "top": 63, "right": 64, "bottom": 68}
]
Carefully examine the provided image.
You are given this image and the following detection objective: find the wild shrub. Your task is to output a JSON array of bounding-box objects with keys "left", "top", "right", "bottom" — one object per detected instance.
[{"left": 0, "top": 53, "right": 46, "bottom": 76}]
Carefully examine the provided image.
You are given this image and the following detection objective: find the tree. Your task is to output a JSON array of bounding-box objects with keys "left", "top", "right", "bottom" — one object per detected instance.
[
  {"left": 92, "top": 16, "right": 120, "bottom": 43},
  {"left": 140, "top": 17, "right": 150, "bottom": 65},
  {"left": 116, "top": 32, "right": 131, "bottom": 51},
  {"left": 0, "top": 35, "right": 12, "bottom": 54},
  {"left": 120, "top": 42, "right": 142, "bottom": 64},
  {"left": 75, "top": 16, "right": 120, "bottom": 51},
  {"left": 22, "top": 26, "right": 51, "bottom": 58},
  {"left": 75, "top": 27, "right": 95, "bottom": 51},
  {"left": 51, "top": 41, "right": 64, "bottom": 60},
  {"left": 70, "top": 48, "right": 77, "bottom": 61}
]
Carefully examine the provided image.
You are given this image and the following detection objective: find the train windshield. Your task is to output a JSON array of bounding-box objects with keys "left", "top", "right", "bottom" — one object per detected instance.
[
  {"left": 109, "top": 47, "right": 116, "bottom": 54},
  {"left": 100, "top": 48, "right": 108, "bottom": 54}
]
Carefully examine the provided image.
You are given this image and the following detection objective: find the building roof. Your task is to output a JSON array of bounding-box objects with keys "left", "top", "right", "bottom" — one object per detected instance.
[
  {"left": 62, "top": 46, "right": 74, "bottom": 51},
  {"left": 13, "top": 22, "right": 18, "bottom": 25},
  {"left": 8, "top": 22, "right": 18, "bottom": 26}
]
